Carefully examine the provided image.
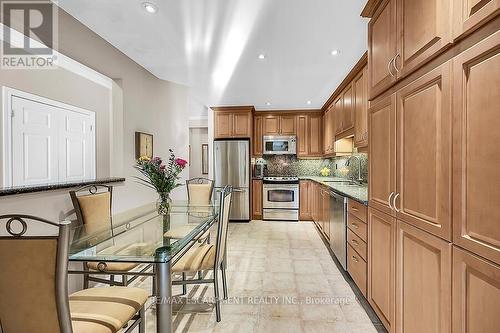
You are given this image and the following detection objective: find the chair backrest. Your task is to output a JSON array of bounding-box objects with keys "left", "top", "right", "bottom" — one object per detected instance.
[
  {"left": 0, "top": 215, "right": 72, "bottom": 333},
  {"left": 186, "top": 178, "right": 214, "bottom": 204},
  {"left": 70, "top": 185, "right": 113, "bottom": 235},
  {"left": 214, "top": 186, "right": 232, "bottom": 268}
]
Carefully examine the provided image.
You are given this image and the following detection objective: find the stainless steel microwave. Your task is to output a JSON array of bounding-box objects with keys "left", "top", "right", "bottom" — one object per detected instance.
[{"left": 263, "top": 135, "right": 297, "bottom": 155}]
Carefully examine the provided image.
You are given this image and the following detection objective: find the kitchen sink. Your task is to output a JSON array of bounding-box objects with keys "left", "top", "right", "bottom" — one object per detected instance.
[{"left": 323, "top": 181, "right": 360, "bottom": 186}]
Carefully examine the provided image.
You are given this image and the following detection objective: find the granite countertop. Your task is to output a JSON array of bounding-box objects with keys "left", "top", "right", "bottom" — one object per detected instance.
[
  {"left": 0, "top": 177, "right": 126, "bottom": 197},
  {"left": 299, "top": 176, "right": 368, "bottom": 205}
]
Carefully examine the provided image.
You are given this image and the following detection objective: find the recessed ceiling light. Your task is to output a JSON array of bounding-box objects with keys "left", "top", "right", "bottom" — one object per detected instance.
[
  {"left": 142, "top": 2, "right": 158, "bottom": 13},
  {"left": 258, "top": 54, "right": 266, "bottom": 60},
  {"left": 331, "top": 49, "right": 340, "bottom": 56},
  {"left": 307, "top": 100, "right": 312, "bottom": 105},
  {"left": 266, "top": 102, "right": 271, "bottom": 106}
]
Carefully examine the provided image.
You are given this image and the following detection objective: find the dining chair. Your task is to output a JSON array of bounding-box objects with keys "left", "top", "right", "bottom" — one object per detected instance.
[
  {"left": 70, "top": 185, "right": 141, "bottom": 288},
  {"left": 0, "top": 214, "right": 148, "bottom": 333},
  {"left": 171, "top": 185, "right": 232, "bottom": 322}
]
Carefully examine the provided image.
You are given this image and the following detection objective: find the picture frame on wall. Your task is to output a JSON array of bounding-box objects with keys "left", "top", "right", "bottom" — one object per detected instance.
[
  {"left": 135, "top": 132, "right": 153, "bottom": 159},
  {"left": 202, "top": 144, "right": 209, "bottom": 175}
]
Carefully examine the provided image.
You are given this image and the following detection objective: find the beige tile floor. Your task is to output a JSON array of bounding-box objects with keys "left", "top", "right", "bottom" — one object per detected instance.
[{"left": 133, "top": 220, "right": 378, "bottom": 333}]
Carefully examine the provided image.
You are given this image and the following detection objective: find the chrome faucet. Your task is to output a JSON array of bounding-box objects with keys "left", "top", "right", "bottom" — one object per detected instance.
[{"left": 345, "top": 155, "right": 363, "bottom": 184}]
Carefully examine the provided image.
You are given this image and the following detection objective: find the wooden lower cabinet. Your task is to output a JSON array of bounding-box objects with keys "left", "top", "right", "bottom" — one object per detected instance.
[
  {"left": 396, "top": 221, "right": 452, "bottom": 333},
  {"left": 368, "top": 207, "right": 396, "bottom": 332},
  {"left": 348, "top": 244, "right": 367, "bottom": 297},
  {"left": 252, "top": 179, "right": 262, "bottom": 219},
  {"left": 299, "top": 180, "right": 311, "bottom": 220},
  {"left": 452, "top": 246, "right": 500, "bottom": 333}
]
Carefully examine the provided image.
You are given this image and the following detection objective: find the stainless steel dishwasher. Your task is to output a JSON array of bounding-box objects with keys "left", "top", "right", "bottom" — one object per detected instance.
[{"left": 329, "top": 190, "right": 348, "bottom": 270}]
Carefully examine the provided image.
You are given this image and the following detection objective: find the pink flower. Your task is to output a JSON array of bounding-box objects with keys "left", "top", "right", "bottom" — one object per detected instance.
[
  {"left": 159, "top": 164, "right": 166, "bottom": 171},
  {"left": 175, "top": 158, "right": 188, "bottom": 168},
  {"left": 152, "top": 157, "right": 162, "bottom": 164}
]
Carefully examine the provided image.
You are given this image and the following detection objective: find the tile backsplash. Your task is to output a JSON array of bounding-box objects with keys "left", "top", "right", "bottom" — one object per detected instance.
[{"left": 258, "top": 153, "right": 368, "bottom": 183}]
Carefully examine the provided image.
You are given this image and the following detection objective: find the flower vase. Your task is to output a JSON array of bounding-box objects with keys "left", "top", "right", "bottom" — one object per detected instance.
[{"left": 156, "top": 193, "right": 172, "bottom": 216}]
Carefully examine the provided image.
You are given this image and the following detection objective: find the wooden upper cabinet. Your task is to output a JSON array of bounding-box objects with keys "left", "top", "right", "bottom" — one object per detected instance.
[
  {"left": 368, "top": 0, "right": 398, "bottom": 99},
  {"left": 334, "top": 96, "right": 344, "bottom": 135},
  {"left": 280, "top": 115, "right": 296, "bottom": 135},
  {"left": 252, "top": 179, "right": 263, "bottom": 219},
  {"left": 342, "top": 85, "right": 354, "bottom": 132},
  {"left": 368, "top": 208, "right": 395, "bottom": 332},
  {"left": 213, "top": 106, "right": 253, "bottom": 139},
  {"left": 452, "top": 31, "right": 500, "bottom": 265},
  {"left": 308, "top": 114, "right": 323, "bottom": 156},
  {"left": 253, "top": 115, "right": 263, "bottom": 156},
  {"left": 263, "top": 116, "right": 280, "bottom": 135},
  {"left": 396, "top": 0, "right": 453, "bottom": 77},
  {"left": 354, "top": 66, "right": 369, "bottom": 148},
  {"left": 296, "top": 115, "right": 308, "bottom": 157},
  {"left": 233, "top": 112, "right": 252, "bottom": 137},
  {"left": 368, "top": 95, "right": 396, "bottom": 217},
  {"left": 452, "top": 246, "right": 500, "bottom": 333},
  {"left": 323, "top": 110, "right": 331, "bottom": 154},
  {"left": 395, "top": 62, "right": 452, "bottom": 241},
  {"left": 396, "top": 221, "right": 452, "bottom": 333},
  {"left": 214, "top": 112, "right": 233, "bottom": 138},
  {"left": 453, "top": 0, "right": 500, "bottom": 39}
]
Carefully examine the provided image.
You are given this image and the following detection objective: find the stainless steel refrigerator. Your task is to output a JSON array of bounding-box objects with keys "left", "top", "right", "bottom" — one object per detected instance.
[{"left": 214, "top": 139, "right": 250, "bottom": 221}]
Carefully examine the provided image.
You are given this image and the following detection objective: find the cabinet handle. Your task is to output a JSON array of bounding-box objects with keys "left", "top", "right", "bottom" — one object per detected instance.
[
  {"left": 393, "top": 53, "right": 401, "bottom": 73},
  {"left": 351, "top": 207, "right": 359, "bottom": 212},
  {"left": 393, "top": 193, "right": 400, "bottom": 212},
  {"left": 351, "top": 239, "right": 359, "bottom": 246},
  {"left": 351, "top": 223, "right": 359, "bottom": 229},
  {"left": 388, "top": 192, "right": 395, "bottom": 210},
  {"left": 388, "top": 57, "right": 396, "bottom": 77},
  {"left": 351, "top": 256, "right": 359, "bottom": 263}
]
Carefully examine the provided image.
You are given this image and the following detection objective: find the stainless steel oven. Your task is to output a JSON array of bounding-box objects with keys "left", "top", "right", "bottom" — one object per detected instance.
[
  {"left": 263, "top": 135, "right": 297, "bottom": 155},
  {"left": 263, "top": 176, "right": 299, "bottom": 221}
]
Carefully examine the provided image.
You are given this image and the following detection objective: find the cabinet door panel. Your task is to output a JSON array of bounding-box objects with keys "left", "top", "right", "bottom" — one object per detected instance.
[
  {"left": 368, "top": 208, "right": 396, "bottom": 332},
  {"left": 453, "top": 31, "right": 500, "bottom": 265},
  {"left": 308, "top": 114, "right": 323, "bottom": 156},
  {"left": 454, "top": 0, "right": 500, "bottom": 38},
  {"left": 296, "top": 115, "right": 308, "bottom": 157},
  {"left": 452, "top": 246, "right": 500, "bottom": 333},
  {"left": 334, "top": 96, "right": 344, "bottom": 135},
  {"left": 299, "top": 180, "right": 310, "bottom": 220},
  {"left": 214, "top": 112, "right": 233, "bottom": 138},
  {"left": 396, "top": 221, "right": 452, "bottom": 333},
  {"left": 354, "top": 66, "right": 369, "bottom": 148},
  {"left": 280, "top": 115, "right": 296, "bottom": 135},
  {"left": 233, "top": 112, "right": 251, "bottom": 137},
  {"left": 342, "top": 85, "right": 354, "bottom": 132},
  {"left": 397, "top": 0, "right": 452, "bottom": 76},
  {"left": 368, "top": 0, "right": 398, "bottom": 98},
  {"left": 369, "top": 95, "right": 396, "bottom": 216},
  {"left": 252, "top": 179, "right": 262, "bottom": 219},
  {"left": 396, "top": 62, "right": 452, "bottom": 240},
  {"left": 253, "top": 116, "right": 263, "bottom": 156},
  {"left": 263, "top": 116, "right": 280, "bottom": 135}
]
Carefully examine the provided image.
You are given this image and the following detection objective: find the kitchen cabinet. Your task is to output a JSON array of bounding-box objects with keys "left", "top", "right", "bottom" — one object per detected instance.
[
  {"left": 334, "top": 96, "right": 343, "bottom": 135},
  {"left": 367, "top": 0, "right": 453, "bottom": 98},
  {"left": 323, "top": 107, "right": 335, "bottom": 155},
  {"left": 263, "top": 115, "right": 296, "bottom": 136},
  {"left": 368, "top": 207, "right": 395, "bottom": 332},
  {"left": 369, "top": 62, "right": 453, "bottom": 241},
  {"left": 308, "top": 114, "right": 323, "bottom": 156},
  {"left": 296, "top": 115, "right": 308, "bottom": 157},
  {"left": 368, "top": 94, "right": 396, "bottom": 217},
  {"left": 252, "top": 179, "right": 262, "bottom": 219},
  {"left": 453, "top": 0, "right": 500, "bottom": 39},
  {"left": 348, "top": 243, "right": 367, "bottom": 297},
  {"left": 342, "top": 85, "right": 354, "bottom": 133},
  {"left": 395, "top": 62, "right": 452, "bottom": 241},
  {"left": 395, "top": 221, "right": 452, "bottom": 333},
  {"left": 452, "top": 31, "right": 500, "bottom": 264},
  {"left": 353, "top": 66, "right": 369, "bottom": 148},
  {"left": 213, "top": 107, "right": 253, "bottom": 139},
  {"left": 252, "top": 115, "right": 263, "bottom": 157},
  {"left": 452, "top": 246, "right": 500, "bottom": 333},
  {"left": 299, "top": 180, "right": 311, "bottom": 220}
]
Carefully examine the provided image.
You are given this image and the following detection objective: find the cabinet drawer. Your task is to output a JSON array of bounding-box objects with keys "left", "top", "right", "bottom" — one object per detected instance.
[
  {"left": 348, "top": 199, "right": 367, "bottom": 223},
  {"left": 348, "top": 214, "right": 367, "bottom": 242},
  {"left": 348, "top": 229, "right": 367, "bottom": 261},
  {"left": 348, "top": 244, "right": 367, "bottom": 297}
]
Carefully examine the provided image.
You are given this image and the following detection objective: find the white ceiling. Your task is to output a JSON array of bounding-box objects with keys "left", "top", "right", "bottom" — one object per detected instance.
[{"left": 58, "top": 0, "right": 368, "bottom": 110}]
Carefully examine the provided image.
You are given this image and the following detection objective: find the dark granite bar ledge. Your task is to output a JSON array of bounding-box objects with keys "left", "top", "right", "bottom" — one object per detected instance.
[{"left": 0, "top": 177, "right": 126, "bottom": 197}]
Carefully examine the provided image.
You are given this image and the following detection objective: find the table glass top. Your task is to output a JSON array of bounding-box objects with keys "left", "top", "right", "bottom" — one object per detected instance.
[{"left": 68, "top": 200, "right": 219, "bottom": 264}]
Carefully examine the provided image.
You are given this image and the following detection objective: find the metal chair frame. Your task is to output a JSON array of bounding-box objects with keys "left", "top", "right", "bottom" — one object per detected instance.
[{"left": 0, "top": 214, "right": 146, "bottom": 333}]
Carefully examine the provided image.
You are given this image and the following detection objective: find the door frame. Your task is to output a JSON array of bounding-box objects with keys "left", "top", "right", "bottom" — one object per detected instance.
[{"left": 2, "top": 86, "right": 96, "bottom": 187}]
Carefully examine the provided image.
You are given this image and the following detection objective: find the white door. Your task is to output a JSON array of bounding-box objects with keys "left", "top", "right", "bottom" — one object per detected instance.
[{"left": 9, "top": 94, "right": 95, "bottom": 186}]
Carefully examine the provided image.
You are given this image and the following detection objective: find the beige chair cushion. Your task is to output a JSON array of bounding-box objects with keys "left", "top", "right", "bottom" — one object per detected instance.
[
  {"left": 70, "top": 286, "right": 148, "bottom": 332},
  {"left": 86, "top": 261, "right": 139, "bottom": 272},
  {"left": 172, "top": 245, "right": 215, "bottom": 272},
  {"left": 164, "top": 225, "right": 210, "bottom": 240},
  {"left": 77, "top": 192, "right": 112, "bottom": 234},
  {"left": 187, "top": 183, "right": 212, "bottom": 204}
]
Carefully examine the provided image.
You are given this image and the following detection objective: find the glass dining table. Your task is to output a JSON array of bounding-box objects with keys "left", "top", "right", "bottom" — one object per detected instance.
[{"left": 68, "top": 200, "right": 220, "bottom": 333}]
